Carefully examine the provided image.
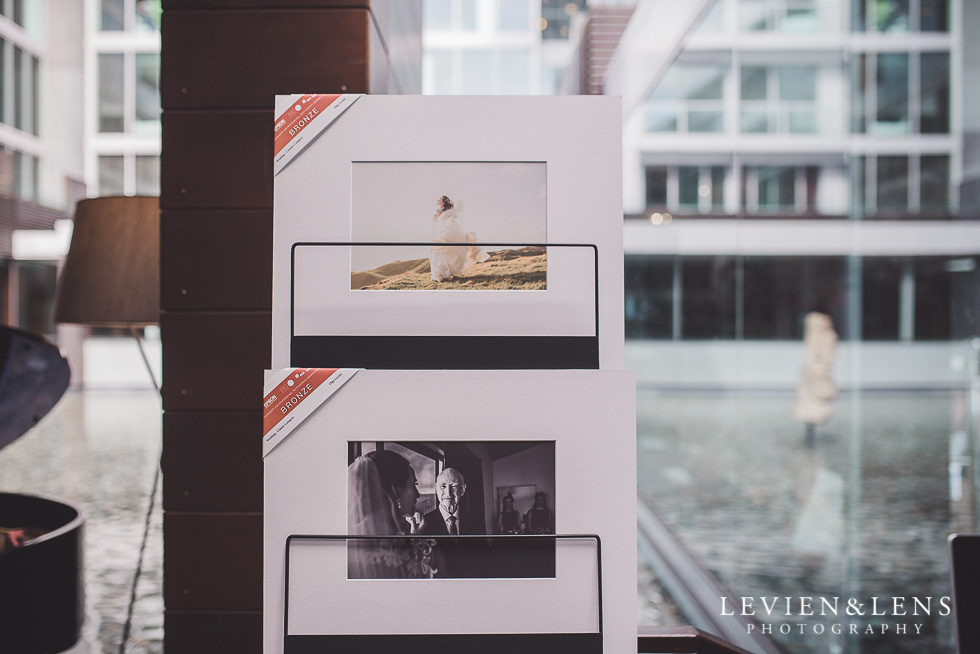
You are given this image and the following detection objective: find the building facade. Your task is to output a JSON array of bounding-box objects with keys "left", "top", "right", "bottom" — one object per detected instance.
[{"left": 607, "top": 0, "right": 980, "bottom": 388}]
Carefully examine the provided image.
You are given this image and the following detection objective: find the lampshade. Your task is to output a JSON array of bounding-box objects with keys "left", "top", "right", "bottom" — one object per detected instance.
[{"left": 54, "top": 196, "right": 160, "bottom": 327}]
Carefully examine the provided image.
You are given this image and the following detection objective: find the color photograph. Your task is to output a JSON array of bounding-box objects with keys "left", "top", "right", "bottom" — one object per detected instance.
[{"left": 350, "top": 162, "right": 547, "bottom": 290}]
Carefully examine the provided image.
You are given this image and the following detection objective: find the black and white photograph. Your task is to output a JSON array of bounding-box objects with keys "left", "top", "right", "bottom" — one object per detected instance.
[
  {"left": 350, "top": 162, "right": 547, "bottom": 290},
  {"left": 347, "top": 440, "right": 556, "bottom": 579}
]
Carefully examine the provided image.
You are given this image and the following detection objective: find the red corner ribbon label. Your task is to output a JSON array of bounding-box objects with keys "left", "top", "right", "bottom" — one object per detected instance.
[
  {"left": 262, "top": 368, "right": 359, "bottom": 457},
  {"left": 273, "top": 93, "right": 361, "bottom": 176}
]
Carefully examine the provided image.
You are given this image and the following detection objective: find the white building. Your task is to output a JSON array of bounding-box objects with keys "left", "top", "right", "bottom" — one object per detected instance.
[
  {"left": 599, "top": 0, "right": 980, "bottom": 388},
  {"left": 84, "top": 0, "right": 160, "bottom": 197},
  {"left": 422, "top": 0, "right": 587, "bottom": 95},
  {"left": 1, "top": 0, "right": 85, "bottom": 338}
]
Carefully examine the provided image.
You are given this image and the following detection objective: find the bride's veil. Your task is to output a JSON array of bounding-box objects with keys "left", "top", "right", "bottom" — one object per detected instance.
[
  {"left": 347, "top": 456, "right": 405, "bottom": 578},
  {"left": 348, "top": 456, "right": 400, "bottom": 536}
]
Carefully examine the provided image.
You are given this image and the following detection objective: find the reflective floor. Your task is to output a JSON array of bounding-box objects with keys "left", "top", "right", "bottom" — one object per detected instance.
[
  {"left": 0, "top": 390, "right": 163, "bottom": 654},
  {"left": 637, "top": 390, "right": 974, "bottom": 654},
  {"left": 1, "top": 388, "right": 970, "bottom": 654}
]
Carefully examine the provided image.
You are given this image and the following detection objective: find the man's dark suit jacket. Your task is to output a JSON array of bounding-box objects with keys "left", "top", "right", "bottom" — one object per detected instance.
[
  {"left": 420, "top": 507, "right": 483, "bottom": 578},
  {"left": 421, "top": 508, "right": 481, "bottom": 536}
]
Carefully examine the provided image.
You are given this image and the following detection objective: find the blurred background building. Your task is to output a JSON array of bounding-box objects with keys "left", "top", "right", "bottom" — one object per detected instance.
[{"left": 423, "top": 2, "right": 978, "bottom": 653}]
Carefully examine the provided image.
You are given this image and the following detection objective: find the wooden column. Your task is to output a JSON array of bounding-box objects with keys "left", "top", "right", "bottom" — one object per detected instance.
[{"left": 158, "top": 2, "right": 419, "bottom": 649}]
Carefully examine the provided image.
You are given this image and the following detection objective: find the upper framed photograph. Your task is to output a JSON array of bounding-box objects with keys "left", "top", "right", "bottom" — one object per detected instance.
[{"left": 272, "top": 95, "right": 624, "bottom": 370}]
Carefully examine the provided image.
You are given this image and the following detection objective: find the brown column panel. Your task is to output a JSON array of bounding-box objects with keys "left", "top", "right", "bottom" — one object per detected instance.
[
  {"left": 161, "top": 210, "right": 272, "bottom": 311},
  {"left": 164, "top": 513, "right": 263, "bottom": 610},
  {"left": 161, "top": 10, "right": 370, "bottom": 110},
  {"left": 165, "top": 611, "right": 262, "bottom": 654},
  {"left": 161, "top": 312, "right": 270, "bottom": 411},
  {"left": 163, "top": 412, "right": 263, "bottom": 512},
  {"left": 161, "top": 111, "right": 273, "bottom": 210}
]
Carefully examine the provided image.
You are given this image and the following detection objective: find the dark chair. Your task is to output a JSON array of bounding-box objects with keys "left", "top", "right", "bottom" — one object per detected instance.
[{"left": 0, "top": 324, "right": 81, "bottom": 653}]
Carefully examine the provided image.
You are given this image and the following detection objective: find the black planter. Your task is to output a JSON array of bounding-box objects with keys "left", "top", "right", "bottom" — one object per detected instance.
[{"left": 0, "top": 491, "right": 85, "bottom": 653}]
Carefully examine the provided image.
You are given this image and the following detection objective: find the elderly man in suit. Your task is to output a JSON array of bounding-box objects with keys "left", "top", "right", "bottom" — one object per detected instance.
[
  {"left": 421, "top": 467, "right": 477, "bottom": 536},
  {"left": 420, "top": 467, "right": 486, "bottom": 578}
]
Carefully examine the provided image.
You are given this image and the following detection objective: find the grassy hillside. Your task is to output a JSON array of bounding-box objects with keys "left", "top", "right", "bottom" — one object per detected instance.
[{"left": 352, "top": 247, "right": 546, "bottom": 290}]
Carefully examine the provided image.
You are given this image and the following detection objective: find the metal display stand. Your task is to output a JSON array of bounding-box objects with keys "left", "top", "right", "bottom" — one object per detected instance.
[
  {"left": 289, "top": 242, "right": 600, "bottom": 370},
  {"left": 282, "top": 533, "right": 604, "bottom": 654}
]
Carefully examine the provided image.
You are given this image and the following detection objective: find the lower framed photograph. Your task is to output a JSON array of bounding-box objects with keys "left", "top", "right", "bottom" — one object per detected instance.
[{"left": 263, "top": 369, "right": 635, "bottom": 654}]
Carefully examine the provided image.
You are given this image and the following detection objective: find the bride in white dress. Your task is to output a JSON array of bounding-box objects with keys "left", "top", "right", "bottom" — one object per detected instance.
[{"left": 429, "top": 195, "right": 489, "bottom": 282}]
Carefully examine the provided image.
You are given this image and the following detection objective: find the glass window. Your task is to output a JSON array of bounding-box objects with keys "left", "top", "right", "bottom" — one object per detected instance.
[
  {"left": 914, "top": 258, "right": 951, "bottom": 340},
  {"left": 852, "top": 0, "right": 867, "bottom": 31},
  {"left": 17, "top": 262, "right": 58, "bottom": 339},
  {"left": 499, "top": 50, "right": 530, "bottom": 95},
  {"left": 460, "top": 50, "right": 491, "bottom": 94},
  {"left": 861, "top": 257, "right": 902, "bottom": 340},
  {"left": 423, "top": 51, "right": 453, "bottom": 95},
  {"left": 741, "top": 67, "right": 767, "bottom": 100},
  {"left": 0, "top": 39, "right": 5, "bottom": 125},
  {"left": 135, "top": 0, "right": 162, "bottom": 32},
  {"left": 787, "top": 109, "right": 817, "bottom": 133},
  {"left": 499, "top": 0, "right": 529, "bottom": 31},
  {"left": 920, "top": 52, "right": 950, "bottom": 134},
  {"left": 850, "top": 53, "right": 867, "bottom": 133},
  {"left": 744, "top": 256, "right": 846, "bottom": 340},
  {"left": 30, "top": 54, "right": 38, "bottom": 137},
  {"left": 681, "top": 257, "right": 736, "bottom": 339},
  {"left": 804, "top": 166, "right": 818, "bottom": 211},
  {"left": 20, "top": 151, "right": 36, "bottom": 200},
  {"left": 101, "top": 0, "right": 124, "bottom": 30},
  {"left": 876, "top": 155, "right": 908, "bottom": 211},
  {"left": 625, "top": 256, "right": 674, "bottom": 339},
  {"left": 739, "top": 0, "right": 770, "bottom": 31},
  {"left": 920, "top": 155, "right": 949, "bottom": 212},
  {"left": 741, "top": 109, "right": 771, "bottom": 133},
  {"left": 645, "top": 109, "right": 677, "bottom": 133},
  {"left": 460, "top": 0, "right": 477, "bottom": 29},
  {"left": 136, "top": 155, "right": 159, "bottom": 195},
  {"left": 652, "top": 61, "right": 725, "bottom": 101},
  {"left": 692, "top": 0, "right": 724, "bottom": 35},
  {"left": 424, "top": 0, "right": 452, "bottom": 30},
  {"left": 99, "top": 155, "right": 124, "bottom": 196},
  {"left": 781, "top": 2, "right": 819, "bottom": 32},
  {"left": 541, "top": 0, "right": 585, "bottom": 39},
  {"left": 679, "top": 167, "right": 700, "bottom": 207},
  {"left": 711, "top": 167, "right": 725, "bottom": 209},
  {"left": 874, "top": 53, "right": 909, "bottom": 134},
  {"left": 645, "top": 167, "right": 668, "bottom": 207},
  {"left": 135, "top": 53, "right": 161, "bottom": 127},
  {"left": 875, "top": 0, "right": 910, "bottom": 32},
  {"left": 99, "top": 53, "right": 124, "bottom": 133},
  {"left": 920, "top": 0, "right": 949, "bottom": 31},
  {"left": 12, "top": 47, "right": 20, "bottom": 131},
  {"left": 758, "top": 166, "right": 796, "bottom": 209},
  {"left": 688, "top": 111, "right": 724, "bottom": 133},
  {"left": 778, "top": 66, "right": 816, "bottom": 101}
]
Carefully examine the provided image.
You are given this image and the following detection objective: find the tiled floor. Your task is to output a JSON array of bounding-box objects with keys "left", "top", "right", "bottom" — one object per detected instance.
[
  {"left": 0, "top": 390, "right": 163, "bottom": 654},
  {"left": 637, "top": 390, "right": 973, "bottom": 654}
]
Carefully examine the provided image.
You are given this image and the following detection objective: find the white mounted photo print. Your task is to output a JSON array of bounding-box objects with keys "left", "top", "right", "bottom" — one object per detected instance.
[
  {"left": 271, "top": 94, "right": 624, "bottom": 371},
  {"left": 263, "top": 369, "right": 636, "bottom": 654}
]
